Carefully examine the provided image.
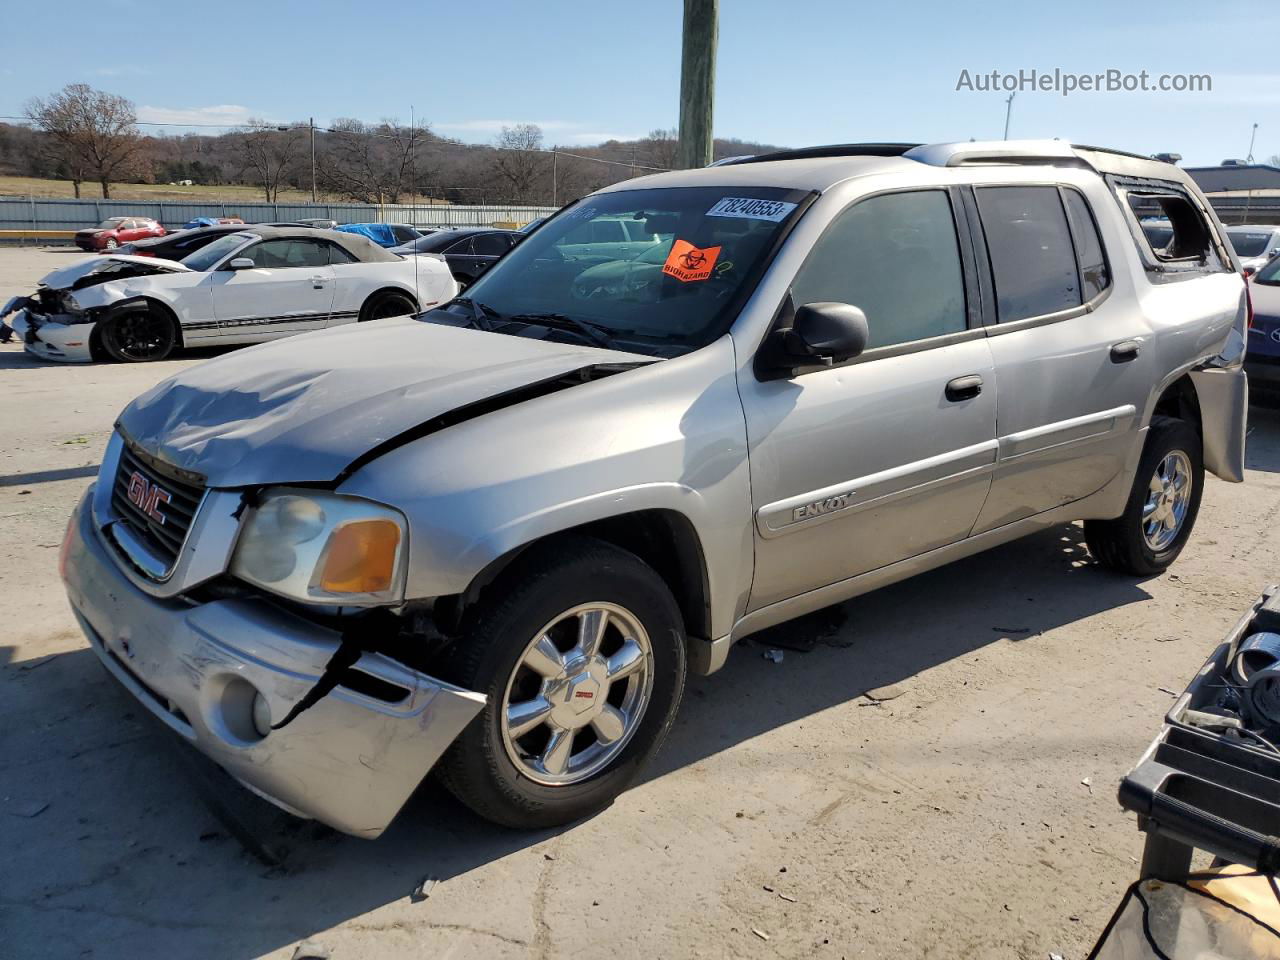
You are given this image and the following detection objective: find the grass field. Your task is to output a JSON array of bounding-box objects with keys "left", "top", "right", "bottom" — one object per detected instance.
[{"left": 0, "top": 175, "right": 339, "bottom": 204}]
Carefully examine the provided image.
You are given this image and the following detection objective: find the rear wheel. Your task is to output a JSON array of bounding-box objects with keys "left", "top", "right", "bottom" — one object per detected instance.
[
  {"left": 360, "top": 290, "right": 417, "bottom": 322},
  {"left": 436, "top": 537, "right": 687, "bottom": 828},
  {"left": 99, "top": 308, "right": 177, "bottom": 362},
  {"left": 1084, "top": 415, "right": 1204, "bottom": 575}
]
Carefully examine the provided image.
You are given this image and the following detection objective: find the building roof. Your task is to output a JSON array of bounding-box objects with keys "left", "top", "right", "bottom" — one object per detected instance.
[{"left": 1186, "top": 165, "right": 1280, "bottom": 194}]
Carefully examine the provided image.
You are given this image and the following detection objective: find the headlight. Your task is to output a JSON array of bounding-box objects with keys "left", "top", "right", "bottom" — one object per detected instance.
[{"left": 230, "top": 490, "right": 408, "bottom": 605}]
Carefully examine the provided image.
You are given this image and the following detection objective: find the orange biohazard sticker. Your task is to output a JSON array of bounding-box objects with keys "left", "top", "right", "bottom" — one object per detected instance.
[{"left": 662, "top": 239, "right": 722, "bottom": 283}]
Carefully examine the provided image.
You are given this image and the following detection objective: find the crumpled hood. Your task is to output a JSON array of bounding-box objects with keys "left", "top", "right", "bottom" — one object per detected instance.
[
  {"left": 40, "top": 254, "right": 189, "bottom": 290},
  {"left": 118, "top": 317, "right": 650, "bottom": 488}
]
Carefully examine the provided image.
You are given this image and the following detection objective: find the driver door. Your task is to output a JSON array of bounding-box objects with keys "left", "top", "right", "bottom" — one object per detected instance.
[
  {"left": 210, "top": 238, "right": 337, "bottom": 340},
  {"left": 737, "top": 188, "right": 999, "bottom": 609}
]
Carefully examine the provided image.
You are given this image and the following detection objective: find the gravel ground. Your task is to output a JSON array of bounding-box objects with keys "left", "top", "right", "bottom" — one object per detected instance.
[{"left": 1, "top": 246, "right": 1276, "bottom": 960}]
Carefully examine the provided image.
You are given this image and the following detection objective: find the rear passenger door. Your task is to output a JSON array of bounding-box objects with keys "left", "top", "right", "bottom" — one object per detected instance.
[{"left": 969, "top": 184, "right": 1155, "bottom": 532}]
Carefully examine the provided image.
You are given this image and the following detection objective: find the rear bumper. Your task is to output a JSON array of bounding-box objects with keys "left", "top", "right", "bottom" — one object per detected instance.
[
  {"left": 12, "top": 309, "right": 95, "bottom": 363},
  {"left": 62, "top": 490, "right": 485, "bottom": 838}
]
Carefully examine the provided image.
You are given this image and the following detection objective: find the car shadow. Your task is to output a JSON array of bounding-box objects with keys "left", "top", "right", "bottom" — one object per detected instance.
[
  {"left": 0, "top": 343, "right": 245, "bottom": 372},
  {"left": 3, "top": 402, "right": 1276, "bottom": 959}
]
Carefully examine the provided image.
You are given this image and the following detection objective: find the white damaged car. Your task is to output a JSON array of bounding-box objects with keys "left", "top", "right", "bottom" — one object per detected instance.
[{"left": 5, "top": 226, "right": 457, "bottom": 362}]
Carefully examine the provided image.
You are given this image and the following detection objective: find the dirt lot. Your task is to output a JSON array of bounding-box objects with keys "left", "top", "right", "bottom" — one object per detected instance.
[{"left": 1, "top": 245, "right": 1275, "bottom": 960}]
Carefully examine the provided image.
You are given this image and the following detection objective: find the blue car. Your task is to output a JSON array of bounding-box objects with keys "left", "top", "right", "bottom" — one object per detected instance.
[{"left": 334, "top": 222, "right": 422, "bottom": 248}]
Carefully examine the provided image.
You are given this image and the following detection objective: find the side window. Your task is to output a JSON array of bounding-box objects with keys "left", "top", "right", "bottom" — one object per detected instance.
[
  {"left": 249, "top": 240, "right": 329, "bottom": 269},
  {"left": 976, "top": 186, "right": 1081, "bottom": 322},
  {"left": 326, "top": 242, "right": 357, "bottom": 264},
  {"left": 444, "top": 237, "right": 475, "bottom": 255},
  {"left": 1121, "top": 186, "right": 1225, "bottom": 273},
  {"left": 791, "top": 190, "right": 968, "bottom": 350},
  {"left": 472, "top": 233, "right": 510, "bottom": 256},
  {"left": 247, "top": 240, "right": 292, "bottom": 268},
  {"left": 1062, "top": 189, "right": 1111, "bottom": 301}
]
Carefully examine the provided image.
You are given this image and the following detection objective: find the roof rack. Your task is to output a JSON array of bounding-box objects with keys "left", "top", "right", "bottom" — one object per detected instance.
[
  {"left": 722, "top": 143, "right": 922, "bottom": 166},
  {"left": 903, "top": 139, "right": 1085, "bottom": 167}
]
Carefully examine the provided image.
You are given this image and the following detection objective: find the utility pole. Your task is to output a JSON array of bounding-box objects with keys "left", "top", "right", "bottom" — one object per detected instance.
[
  {"left": 677, "top": 0, "right": 718, "bottom": 169},
  {"left": 309, "top": 117, "right": 317, "bottom": 202},
  {"left": 1003, "top": 93, "right": 1015, "bottom": 140},
  {"left": 551, "top": 150, "right": 558, "bottom": 206}
]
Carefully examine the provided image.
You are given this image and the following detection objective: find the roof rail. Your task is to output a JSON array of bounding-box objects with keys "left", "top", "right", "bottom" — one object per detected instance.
[
  {"left": 728, "top": 143, "right": 922, "bottom": 165},
  {"left": 903, "top": 139, "right": 1085, "bottom": 167}
]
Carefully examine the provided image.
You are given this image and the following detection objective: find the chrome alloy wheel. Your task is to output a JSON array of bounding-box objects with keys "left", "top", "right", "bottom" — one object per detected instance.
[
  {"left": 500, "top": 602, "right": 654, "bottom": 786},
  {"left": 1142, "top": 450, "right": 1193, "bottom": 551}
]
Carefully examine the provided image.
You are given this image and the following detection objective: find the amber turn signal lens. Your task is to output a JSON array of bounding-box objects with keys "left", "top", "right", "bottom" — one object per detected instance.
[{"left": 317, "top": 519, "right": 400, "bottom": 594}]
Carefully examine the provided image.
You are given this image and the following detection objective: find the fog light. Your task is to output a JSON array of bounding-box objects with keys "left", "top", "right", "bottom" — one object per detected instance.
[{"left": 251, "top": 693, "right": 273, "bottom": 737}]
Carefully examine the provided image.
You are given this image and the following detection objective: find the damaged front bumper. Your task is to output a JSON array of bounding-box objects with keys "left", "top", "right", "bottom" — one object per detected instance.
[
  {"left": 10, "top": 307, "right": 96, "bottom": 363},
  {"left": 61, "top": 490, "right": 485, "bottom": 838}
]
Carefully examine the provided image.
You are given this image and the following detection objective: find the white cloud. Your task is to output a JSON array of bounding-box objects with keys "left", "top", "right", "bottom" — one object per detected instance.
[{"left": 135, "top": 104, "right": 256, "bottom": 127}]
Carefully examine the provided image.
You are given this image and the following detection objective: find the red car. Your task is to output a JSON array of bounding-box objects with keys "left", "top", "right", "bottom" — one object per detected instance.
[{"left": 74, "top": 217, "right": 166, "bottom": 252}]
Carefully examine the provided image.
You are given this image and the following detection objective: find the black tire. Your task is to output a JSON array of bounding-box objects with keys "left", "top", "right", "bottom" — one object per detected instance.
[
  {"left": 1084, "top": 415, "right": 1204, "bottom": 576},
  {"left": 435, "top": 536, "right": 687, "bottom": 828},
  {"left": 360, "top": 290, "right": 417, "bottom": 322},
  {"left": 99, "top": 307, "right": 177, "bottom": 363}
]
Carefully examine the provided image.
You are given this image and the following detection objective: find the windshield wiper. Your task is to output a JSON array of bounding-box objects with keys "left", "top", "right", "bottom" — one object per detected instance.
[
  {"left": 507, "top": 312, "right": 618, "bottom": 349},
  {"left": 451, "top": 297, "right": 504, "bottom": 332}
]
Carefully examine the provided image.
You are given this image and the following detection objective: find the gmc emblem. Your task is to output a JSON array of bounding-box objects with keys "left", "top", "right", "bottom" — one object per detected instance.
[{"left": 126, "top": 471, "right": 171, "bottom": 525}]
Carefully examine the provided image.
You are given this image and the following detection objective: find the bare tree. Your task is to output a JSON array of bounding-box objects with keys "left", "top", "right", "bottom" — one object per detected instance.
[
  {"left": 26, "top": 84, "right": 144, "bottom": 199},
  {"left": 642, "top": 128, "right": 678, "bottom": 170},
  {"left": 239, "top": 121, "right": 305, "bottom": 202},
  {"left": 494, "top": 124, "right": 545, "bottom": 202},
  {"left": 319, "top": 119, "right": 427, "bottom": 203}
]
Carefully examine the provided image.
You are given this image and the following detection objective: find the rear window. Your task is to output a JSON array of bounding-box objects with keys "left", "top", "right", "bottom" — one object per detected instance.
[
  {"left": 1229, "top": 232, "right": 1273, "bottom": 258},
  {"left": 976, "top": 186, "right": 1081, "bottom": 322},
  {"left": 1062, "top": 189, "right": 1111, "bottom": 301}
]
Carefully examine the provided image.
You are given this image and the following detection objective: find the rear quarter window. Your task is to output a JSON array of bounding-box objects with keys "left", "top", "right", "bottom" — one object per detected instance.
[{"left": 1116, "top": 180, "right": 1229, "bottom": 277}]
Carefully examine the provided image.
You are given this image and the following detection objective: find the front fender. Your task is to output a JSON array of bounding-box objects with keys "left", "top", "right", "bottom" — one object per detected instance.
[{"left": 337, "top": 336, "right": 754, "bottom": 640}]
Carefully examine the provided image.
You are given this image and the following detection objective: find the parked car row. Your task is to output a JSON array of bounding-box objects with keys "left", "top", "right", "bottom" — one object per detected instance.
[{"left": 56, "top": 139, "right": 1248, "bottom": 837}]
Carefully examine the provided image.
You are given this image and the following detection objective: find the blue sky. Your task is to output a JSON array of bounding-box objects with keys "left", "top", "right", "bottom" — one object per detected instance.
[{"left": 1, "top": 0, "right": 1275, "bottom": 168}]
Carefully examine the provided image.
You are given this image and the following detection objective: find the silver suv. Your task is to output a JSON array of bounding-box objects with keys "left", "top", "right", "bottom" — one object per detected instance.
[{"left": 61, "top": 140, "right": 1249, "bottom": 837}]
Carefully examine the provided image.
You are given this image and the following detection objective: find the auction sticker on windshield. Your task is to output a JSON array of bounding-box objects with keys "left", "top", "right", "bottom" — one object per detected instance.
[
  {"left": 663, "top": 239, "right": 722, "bottom": 282},
  {"left": 706, "top": 197, "right": 798, "bottom": 221}
]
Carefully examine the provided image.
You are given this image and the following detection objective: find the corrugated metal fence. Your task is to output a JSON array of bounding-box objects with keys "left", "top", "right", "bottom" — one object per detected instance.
[{"left": 0, "top": 197, "right": 556, "bottom": 233}]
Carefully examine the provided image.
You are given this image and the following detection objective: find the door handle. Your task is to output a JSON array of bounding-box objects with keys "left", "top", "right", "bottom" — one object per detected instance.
[
  {"left": 1110, "top": 340, "right": 1141, "bottom": 363},
  {"left": 945, "top": 375, "right": 983, "bottom": 402},
  {"left": 310, "top": 276, "right": 326, "bottom": 289}
]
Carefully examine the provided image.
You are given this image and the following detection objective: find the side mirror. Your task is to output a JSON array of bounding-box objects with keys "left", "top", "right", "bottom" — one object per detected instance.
[
  {"left": 227, "top": 257, "right": 255, "bottom": 271},
  {"left": 784, "top": 302, "right": 869, "bottom": 366}
]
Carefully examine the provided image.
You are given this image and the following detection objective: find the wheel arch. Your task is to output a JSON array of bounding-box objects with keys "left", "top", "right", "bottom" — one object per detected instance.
[
  {"left": 1150, "top": 373, "right": 1202, "bottom": 433},
  {"left": 449, "top": 508, "right": 713, "bottom": 654}
]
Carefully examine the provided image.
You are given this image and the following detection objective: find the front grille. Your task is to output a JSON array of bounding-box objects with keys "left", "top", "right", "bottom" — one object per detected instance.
[{"left": 110, "top": 443, "right": 205, "bottom": 572}]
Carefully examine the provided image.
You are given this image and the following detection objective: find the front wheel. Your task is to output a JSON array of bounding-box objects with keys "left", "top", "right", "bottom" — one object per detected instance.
[
  {"left": 98, "top": 308, "right": 177, "bottom": 362},
  {"left": 436, "top": 537, "right": 687, "bottom": 828},
  {"left": 103, "top": 238, "right": 118, "bottom": 251},
  {"left": 1084, "top": 415, "right": 1204, "bottom": 575}
]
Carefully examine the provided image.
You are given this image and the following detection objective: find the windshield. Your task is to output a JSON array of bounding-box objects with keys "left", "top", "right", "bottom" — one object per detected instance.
[
  {"left": 1254, "top": 256, "right": 1280, "bottom": 285},
  {"left": 1229, "top": 231, "right": 1273, "bottom": 258},
  {"left": 400, "top": 232, "right": 456, "bottom": 253},
  {"left": 425, "top": 186, "right": 808, "bottom": 356},
  {"left": 96, "top": 218, "right": 126, "bottom": 229},
  {"left": 180, "top": 232, "right": 252, "bottom": 271}
]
